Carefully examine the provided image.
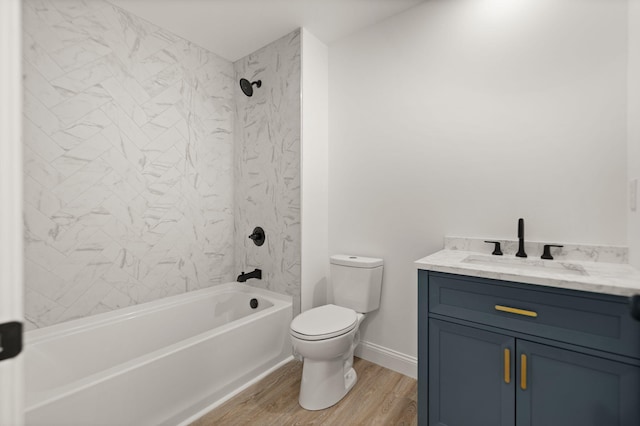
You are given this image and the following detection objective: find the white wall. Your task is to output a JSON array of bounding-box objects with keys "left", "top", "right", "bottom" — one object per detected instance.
[
  {"left": 301, "top": 29, "right": 329, "bottom": 312},
  {"left": 329, "top": 0, "right": 629, "bottom": 362},
  {"left": 629, "top": 0, "right": 640, "bottom": 269}
]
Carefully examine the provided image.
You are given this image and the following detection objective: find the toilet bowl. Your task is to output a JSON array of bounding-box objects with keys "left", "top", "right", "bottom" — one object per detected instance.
[
  {"left": 290, "top": 304, "right": 365, "bottom": 410},
  {"left": 290, "top": 255, "right": 383, "bottom": 411}
]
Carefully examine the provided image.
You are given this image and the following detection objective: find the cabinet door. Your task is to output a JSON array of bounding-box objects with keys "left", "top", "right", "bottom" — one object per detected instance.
[
  {"left": 516, "top": 340, "right": 640, "bottom": 426},
  {"left": 429, "top": 319, "right": 515, "bottom": 426}
]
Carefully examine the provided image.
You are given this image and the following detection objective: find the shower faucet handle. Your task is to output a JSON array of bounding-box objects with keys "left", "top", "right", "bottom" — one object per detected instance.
[
  {"left": 248, "top": 226, "right": 265, "bottom": 246},
  {"left": 484, "top": 241, "right": 503, "bottom": 256}
]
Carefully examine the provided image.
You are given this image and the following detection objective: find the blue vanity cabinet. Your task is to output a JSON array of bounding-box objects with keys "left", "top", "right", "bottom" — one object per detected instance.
[
  {"left": 418, "top": 270, "right": 640, "bottom": 426},
  {"left": 516, "top": 340, "right": 640, "bottom": 426},
  {"left": 428, "top": 319, "right": 515, "bottom": 426}
]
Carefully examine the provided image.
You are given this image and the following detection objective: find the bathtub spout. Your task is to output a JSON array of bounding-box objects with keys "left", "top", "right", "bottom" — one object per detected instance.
[{"left": 237, "top": 269, "right": 262, "bottom": 282}]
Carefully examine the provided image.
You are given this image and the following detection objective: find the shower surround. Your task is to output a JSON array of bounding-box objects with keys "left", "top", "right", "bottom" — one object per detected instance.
[
  {"left": 234, "top": 30, "right": 302, "bottom": 316},
  {"left": 22, "top": 0, "right": 302, "bottom": 328}
]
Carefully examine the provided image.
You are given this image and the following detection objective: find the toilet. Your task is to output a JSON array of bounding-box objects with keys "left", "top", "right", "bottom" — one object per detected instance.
[{"left": 290, "top": 255, "right": 383, "bottom": 410}]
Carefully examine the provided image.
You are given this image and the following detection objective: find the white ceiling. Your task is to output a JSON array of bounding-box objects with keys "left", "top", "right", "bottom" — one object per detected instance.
[{"left": 108, "top": 0, "right": 425, "bottom": 62}]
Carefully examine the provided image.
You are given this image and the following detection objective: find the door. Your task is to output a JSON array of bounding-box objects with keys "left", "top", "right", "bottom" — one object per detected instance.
[
  {"left": 0, "top": 0, "right": 25, "bottom": 424},
  {"left": 517, "top": 340, "right": 640, "bottom": 426},
  {"left": 429, "top": 319, "right": 515, "bottom": 426}
]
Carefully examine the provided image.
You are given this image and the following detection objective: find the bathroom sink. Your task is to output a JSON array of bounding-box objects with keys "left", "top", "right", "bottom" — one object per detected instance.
[{"left": 461, "top": 254, "right": 588, "bottom": 276}]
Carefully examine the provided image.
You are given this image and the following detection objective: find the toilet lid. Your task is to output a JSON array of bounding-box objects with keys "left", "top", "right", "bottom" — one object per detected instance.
[{"left": 290, "top": 304, "right": 357, "bottom": 341}]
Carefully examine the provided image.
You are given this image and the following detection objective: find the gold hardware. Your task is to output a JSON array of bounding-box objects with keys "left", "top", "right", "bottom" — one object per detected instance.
[
  {"left": 521, "top": 354, "right": 527, "bottom": 390},
  {"left": 495, "top": 305, "right": 538, "bottom": 318},
  {"left": 504, "top": 348, "right": 511, "bottom": 384}
]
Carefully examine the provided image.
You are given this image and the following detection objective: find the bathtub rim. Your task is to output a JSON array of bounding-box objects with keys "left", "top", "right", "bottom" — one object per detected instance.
[
  {"left": 25, "top": 282, "right": 291, "bottom": 345},
  {"left": 24, "top": 283, "right": 292, "bottom": 412}
]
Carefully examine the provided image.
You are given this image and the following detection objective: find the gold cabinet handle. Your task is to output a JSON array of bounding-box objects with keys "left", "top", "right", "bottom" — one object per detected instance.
[
  {"left": 495, "top": 305, "right": 538, "bottom": 318},
  {"left": 521, "top": 354, "right": 527, "bottom": 390},
  {"left": 504, "top": 348, "right": 511, "bottom": 384}
]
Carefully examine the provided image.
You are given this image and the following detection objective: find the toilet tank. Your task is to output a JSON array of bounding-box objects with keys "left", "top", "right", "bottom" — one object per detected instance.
[{"left": 330, "top": 255, "right": 383, "bottom": 313}]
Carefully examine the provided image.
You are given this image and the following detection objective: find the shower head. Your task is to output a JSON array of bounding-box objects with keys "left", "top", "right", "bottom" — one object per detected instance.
[{"left": 239, "top": 78, "right": 261, "bottom": 97}]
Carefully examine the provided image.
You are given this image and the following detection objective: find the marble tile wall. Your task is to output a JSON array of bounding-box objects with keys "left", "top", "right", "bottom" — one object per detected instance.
[
  {"left": 233, "top": 30, "right": 302, "bottom": 316},
  {"left": 22, "top": 0, "right": 236, "bottom": 329}
]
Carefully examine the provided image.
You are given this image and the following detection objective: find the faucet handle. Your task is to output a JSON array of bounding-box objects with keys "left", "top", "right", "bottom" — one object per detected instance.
[
  {"left": 484, "top": 241, "right": 503, "bottom": 256},
  {"left": 248, "top": 226, "right": 265, "bottom": 246},
  {"left": 541, "top": 244, "right": 563, "bottom": 260}
]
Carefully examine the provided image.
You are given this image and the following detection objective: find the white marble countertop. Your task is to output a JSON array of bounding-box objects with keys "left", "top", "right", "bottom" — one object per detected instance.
[{"left": 415, "top": 248, "right": 640, "bottom": 298}]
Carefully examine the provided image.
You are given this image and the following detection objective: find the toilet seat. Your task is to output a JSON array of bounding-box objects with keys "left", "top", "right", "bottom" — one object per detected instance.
[{"left": 290, "top": 304, "right": 357, "bottom": 341}]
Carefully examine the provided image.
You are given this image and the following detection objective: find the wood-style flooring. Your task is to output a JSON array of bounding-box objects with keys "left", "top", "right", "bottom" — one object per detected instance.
[{"left": 191, "top": 357, "right": 417, "bottom": 426}]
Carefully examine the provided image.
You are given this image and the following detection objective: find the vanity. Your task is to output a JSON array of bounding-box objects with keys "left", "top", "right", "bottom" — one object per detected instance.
[{"left": 416, "top": 238, "right": 640, "bottom": 426}]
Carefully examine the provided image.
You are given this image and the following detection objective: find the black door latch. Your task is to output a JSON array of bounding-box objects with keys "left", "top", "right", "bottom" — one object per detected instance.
[
  {"left": 0, "top": 321, "right": 22, "bottom": 362},
  {"left": 631, "top": 296, "right": 640, "bottom": 322}
]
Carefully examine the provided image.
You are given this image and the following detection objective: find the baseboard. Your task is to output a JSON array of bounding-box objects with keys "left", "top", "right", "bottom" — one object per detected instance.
[{"left": 355, "top": 340, "right": 417, "bottom": 379}]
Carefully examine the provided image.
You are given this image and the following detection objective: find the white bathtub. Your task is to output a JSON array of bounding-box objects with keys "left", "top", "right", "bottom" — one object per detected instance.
[{"left": 24, "top": 283, "right": 293, "bottom": 425}]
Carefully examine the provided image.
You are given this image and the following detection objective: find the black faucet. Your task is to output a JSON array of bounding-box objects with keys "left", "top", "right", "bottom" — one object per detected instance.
[
  {"left": 516, "top": 218, "right": 527, "bottom": 258},
  {"left": 237, "top": 269, "right": 262, "bottom": 282},
  {"left": 484, "top": 240, "right": 503, "bottom": 256},
  {"left": 541, "top": 244, "right": 564, "bottom": 260}
]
